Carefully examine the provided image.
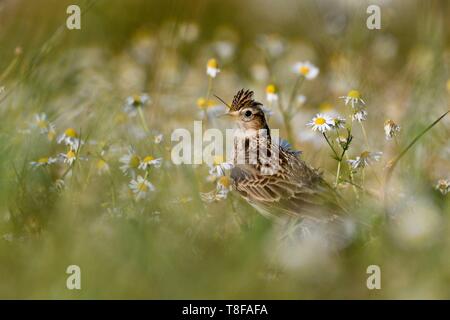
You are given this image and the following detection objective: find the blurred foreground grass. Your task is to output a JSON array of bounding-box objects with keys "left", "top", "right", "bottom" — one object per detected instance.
[{"left": 0, "top": 0, "right": 450, "bottom": 299}]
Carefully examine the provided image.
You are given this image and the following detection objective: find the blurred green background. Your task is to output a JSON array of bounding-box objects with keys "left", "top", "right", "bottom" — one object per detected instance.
[{"left": 0, "top": 0, "right": 449, "bottom": 299}]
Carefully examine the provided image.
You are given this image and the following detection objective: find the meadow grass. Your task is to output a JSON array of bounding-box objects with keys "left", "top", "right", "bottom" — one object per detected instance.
[{"left": 0, "top": 0, "right": 449, "bottom": 299}]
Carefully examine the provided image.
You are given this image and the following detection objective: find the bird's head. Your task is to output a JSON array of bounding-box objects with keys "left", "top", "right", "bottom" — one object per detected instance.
[{"left": 217, "top": 89, "right": 269, "bottom": 131}]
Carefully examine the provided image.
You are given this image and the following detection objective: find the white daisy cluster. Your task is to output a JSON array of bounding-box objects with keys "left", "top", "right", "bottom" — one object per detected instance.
[
  {"left": 119, "top": 147, "right": 162, "bottom": 201},
  {"left": 347, "top": 151, "right": 383, "bottom": 170},
  {"left": 339, "top": 90, "right": 367, "bottom": 123}
]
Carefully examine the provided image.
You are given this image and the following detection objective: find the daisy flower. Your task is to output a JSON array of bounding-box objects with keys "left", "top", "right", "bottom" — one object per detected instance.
[
  {"left": 293, "top": 61, "right": 319, "bottom": 80},
  {"left": 57, "top": 128, "right": 81, "bottom": 150},
  {"left": 384, "top": 119, "right": 401, "bottom": 140},
  {"left": 119, "top": 148, "right": 141, "bottom": 175},
  {"left": 351, "top": 108, "right": 368, "bottom": 123},
  {"left": 200, "top": 176, "right": 232, "bottom": 203},
  {"left": 306, "top": 113, "right": 334, "bottom": 133},
  {"left": 435, "top": 179, "right": 450, "bottom": 195},
  {"left": 348, "top": 151, "right": 383, "bottom": 170},
  {"left": 206, "top": 58, "right": 220, "bottom": 78},
  {"left": 59, "top": 149, "right": 77, "bottom": 165},
  {"left": 30, "top": 156, "right": 57, "bottom": 168},
  {"left": 124, "top": 93, "right": 151, "bottom": 117},
  {"left": 138, "top": 155, "right": 163, "bottom": 170},
  {"left": 216, "top": 175, "right": 232, "bottom": 199},
  {"left": 154, "top": 133, "right": 163, "bottom": 144},
  {"left": 208, "top": 155, "right": 234, "bottom": 177},
  {"left": 319, "top": 102, "right": 334, "bottom": 113},
  {"left": 339, "top": 90, "right": 366, "bottom": 109},
  {"left": 265, "top": 84, "right": 279, "bottom": 103},
  {"left": 331, "top": 115, "right": 346, "bottom": 129},
  {"left": 129, "top": 175, "right": 155, "bottom": 200},
  {"left": 95, "top": 159, "right": 110, "bottom": 175},
  {"left": 197, "top": 97, "right": 226, "bottom": 118},
  {"left": 32, "top": 113, "right": 56, "bottom": 139}
]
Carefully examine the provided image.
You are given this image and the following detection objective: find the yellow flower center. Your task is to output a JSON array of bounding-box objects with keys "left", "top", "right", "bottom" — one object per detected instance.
[
  {"left": 314, "top": 117, "right": 326, "bottom": 125},
  {"left": 130, "top": 155, "right": 141, "bottom": 168},
  {"left": 266, "top": 84, "right": 277, "bottom": 94},
  {"left": 348, "top": 90, "right": 361, "bottom": 99},
  {"left": 319, "top": 102, "right": 333, "bottom": 112},
  {"left": 37, "top": 119, "right": 48, "bottom": 129},
  {"left": 218, "top": 176, "right": 230, "bottom": 188},
  {"left": 132, "top": 94, "right": 142, "bottom": 105},
  {"left": 96, "top": 159, "right": 107, "bottom": 169},
  {"left": 38, "top": 157, "right": 49, "bottom": 164},
  {"left": 207, "top": 58, "right": 218, "bottom": 69},
  {"left": 300, "top": 66, "right": 310, "bottom": 75},
  {"left": 213, "top": 155, "right": 224, "bottom": 165},
  {"left": 64, "top": 128, "right": 77, "bottom": 138},
  {"left": 67, "top": 150, "right": 76, "bottom": 159},
  {"left": 197, "top": 97, "right": 207, "bottom": 108},
  {"left": 137, "top": 182, "right": 148, "bottom": 192},
  {"left": 360, "top": 151, "right": 370, "bottom": 158},
  {"left": 143, "top": 155, "right": 154, "bottom": 163}
]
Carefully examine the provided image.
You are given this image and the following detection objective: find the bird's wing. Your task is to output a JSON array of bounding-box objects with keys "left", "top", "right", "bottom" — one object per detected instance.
[{"left": 231, "top": 153, "right": 346, "bottom": 220}]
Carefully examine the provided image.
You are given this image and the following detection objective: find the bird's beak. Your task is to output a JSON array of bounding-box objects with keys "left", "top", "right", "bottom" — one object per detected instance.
[{"left": 218, "top": 110, "right": 239, "bottom": 118}]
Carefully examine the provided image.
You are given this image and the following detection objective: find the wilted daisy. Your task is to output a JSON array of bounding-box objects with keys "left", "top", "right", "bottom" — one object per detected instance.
[
  {"left": 154, "top": 133, "right": 163, "bottom": 144},
  {"left": 339, "top": 90, "right": 366, "bottom": 109},
  {"left": 57, "top": 128, "right": 81, "bottom": 149},
  {"left": 124, "top": 93, "right": 151, "bottom": 117},
  {"left": 216, "top": 175, "right": 232, "bottom": 199},
  {"left": 306, "top": 113, "right": 334, "bottom": 133},
  {"left": 30, "top": 156, "right": 57, "bottom": 168},
  {"left": 293, "top": 61, "right": 319, "bottom": 80},
  {"left": 384, "top": 119, "right": 401, "bottom": 140},
  {"left": 200, "top": 176, "right": 232, "bottom": 203},
  {"left": 95, "top": 159, "right": 110, "bottom": 175},
  {"left": 348, "top": 151, "right": 383, "bottom": 169},
  {"left": 129, "top": 175, "right": 155, "bottom": 200},
  {"left": 351, "top": 108, "right": 368, "bottom": 123},
  {"left": 207, "top": 155, "right": 234, "bottom": 177},
  {"left": 435, "top": 179, "right": 450, "bottom": 195},
  {"left": 265, "top": 84, "right": 279, "bottom": 103},
  {"left": 59, "top": 149, "right": 77, "bottom": 165},
  {"left": 138, "top": 155, "right": 163, "bottom": 170},
  {"left": 119, "top": 148, "right": 141, "bottom": 175},
  {"left": 197, "top": 97, "right": 226, "bottom": 117},
  {"left": 331, "top": 115, "right": 346, "bottom": 129},
  {"left": 206, "top": 58, "right": 220, "bottom": 78},
  {"left": 32, "top": 113, "right": 56, "bottom": 139}
]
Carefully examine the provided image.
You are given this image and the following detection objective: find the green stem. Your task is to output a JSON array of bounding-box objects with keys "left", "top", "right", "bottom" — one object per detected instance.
[
  {"left": 322, "top": 132, "right": 340, "bottom": 160},
  {"left": 360, "top": 122, "right": 370, "bottom": 149},
  {"left": 335, "top": 161, "right": 342, "bottom": 187},
  {"left": 287, "top": 75, "right": 304, "bottom": 115},
  {"left": 386, "top": 110, "right": 450, "bottom": 182},
  {"left": 137, "top": 106, "right": 150, "bottom": 133}
]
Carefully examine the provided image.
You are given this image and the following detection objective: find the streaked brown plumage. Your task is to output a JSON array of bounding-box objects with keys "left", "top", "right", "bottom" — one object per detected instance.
[{"left": 227, "top": 89, "right": 346, "bottom": 222}]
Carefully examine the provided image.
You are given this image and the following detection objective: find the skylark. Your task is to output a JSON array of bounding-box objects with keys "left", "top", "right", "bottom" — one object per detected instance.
[{"left": 224, "top": 89, "right": 346, "bottom": 222}]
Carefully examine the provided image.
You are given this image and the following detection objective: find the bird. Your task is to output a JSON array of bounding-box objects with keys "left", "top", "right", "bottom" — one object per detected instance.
[{"left": 222, "top": 89, "right": 347, "bottom": 225}]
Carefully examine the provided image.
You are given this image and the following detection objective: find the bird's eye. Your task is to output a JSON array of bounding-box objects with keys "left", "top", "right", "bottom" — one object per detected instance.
[{"left": 244, "top": 110, "right": 252, "bottom": 117}]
